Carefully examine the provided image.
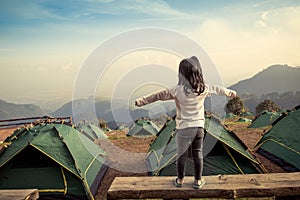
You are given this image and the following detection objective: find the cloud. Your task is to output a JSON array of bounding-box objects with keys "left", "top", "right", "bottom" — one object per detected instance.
[
  {"left": 0, "top": 0, "right": 65, "bottom": 20},
  {"left": 1, "top": 0, "right": 191, "bottom": 36},
  {"left": 253, "top": 0, "right": 272, "bottom": 8},
  {"left": 255, "top": 11, "right": 269, "bottom": 28},
  {"left": 190, "top": 6, "right": 300, "bottom": 85},
  {"left": 122, "top": 0, "right": 188, "bottom": 17},
  {"left": 80, "top": 0, "right": 189, "bottom": 19}
]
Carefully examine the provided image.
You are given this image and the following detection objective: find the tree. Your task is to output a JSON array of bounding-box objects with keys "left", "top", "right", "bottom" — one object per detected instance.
[
  {"left": 240, "top": 93, "right": 259, "bottom": 113},
  {"left": 98, "top": 118, "right": 107, "bottom": 128},
  {"left": 264, "top": 92, "right": 279, "bottom": 101},
  {"left": 225, "top": 96, "right": 245, "bottom": 115},
  {"left": 255, "top": 99, "right": 280, "bottom": 114}
]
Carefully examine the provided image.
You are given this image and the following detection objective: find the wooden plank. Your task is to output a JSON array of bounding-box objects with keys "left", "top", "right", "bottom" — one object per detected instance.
[
  {"left": 0, "top": 189, "right": 39, "bottom": 200},
  {"left": 108, "top": 176, "right": 234, "bottom": 199},
  {"left": 107, "top": 172, "right": 300, "bottom": 200}
]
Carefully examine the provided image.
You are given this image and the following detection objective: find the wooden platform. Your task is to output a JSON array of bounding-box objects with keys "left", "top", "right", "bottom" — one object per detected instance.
[
  {"left": 107, "top": 172, "right": 300, "bottom": 199},
  {"left": 0, "top": 189, "right": 39, "bottom": 200}
]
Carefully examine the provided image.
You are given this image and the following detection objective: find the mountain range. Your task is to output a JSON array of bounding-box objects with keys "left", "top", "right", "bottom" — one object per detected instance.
[
  {"left": 229, "top": 64, "right": 300, "bottom": 96},
  {"left": 52, "top": 97, "right": 175, "bottom": 127},
  {"left": 0, "top": 64, "right": 299, "bottom": 122},
  {"left": 0, "top": 99, "right": 47, "bottom": 120}
]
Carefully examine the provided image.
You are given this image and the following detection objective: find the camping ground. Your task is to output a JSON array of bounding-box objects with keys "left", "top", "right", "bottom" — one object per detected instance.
[
  {"left": 94, "top": 119, "right": 286, "bottom": 200},
  {"left": 0, "top": 119, "right": 288, "bottom": 200}
]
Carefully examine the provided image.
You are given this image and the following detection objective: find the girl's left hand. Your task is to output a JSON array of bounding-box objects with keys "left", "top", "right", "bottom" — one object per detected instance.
[{"left": 229, "top": 91, "right": 237, "bottom": 98}]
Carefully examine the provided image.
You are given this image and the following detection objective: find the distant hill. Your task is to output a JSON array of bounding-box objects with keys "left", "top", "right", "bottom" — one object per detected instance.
[
  {"left": 52, "top": 97, "right": 175, "bottom": 127},
  {"left": 229, "top": 64, "right": 300, "bottom": 96},
  {"left": 229, "top": 64, "right": 300, "bottom": 113},
  {"left": 0, "top": 99, "right": 48, "bottom": 120}
]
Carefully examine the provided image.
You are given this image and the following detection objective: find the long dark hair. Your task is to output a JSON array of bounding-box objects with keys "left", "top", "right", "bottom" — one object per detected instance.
[{"left": 178, "top": 56, "right": 205, "bottom": 95}]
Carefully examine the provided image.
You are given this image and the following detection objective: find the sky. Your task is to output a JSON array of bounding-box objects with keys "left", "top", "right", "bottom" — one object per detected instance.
[{"left": 1, "top": 0, "right": 300, "bottom": 110}]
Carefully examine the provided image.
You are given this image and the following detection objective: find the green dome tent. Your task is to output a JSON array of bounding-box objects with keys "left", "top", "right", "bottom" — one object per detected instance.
[
  {"left": 255, "top": 106, "right": 300, "bottom": 172},
  {"left": 101, "top": 127, "right": 111, "bottom": 133},
  {"left": 249, "top": 111, "right": 281, "bottom": 128},
  {"left": 117, "top": 124, "right": 129, "bottom": 132},
  {"left": 224, "top": 113, "right": 237, "bottom": 119},
  {"left": 78, "top": 123, "right": 108, "bottom": 141},
  {"left": 0, "top": 123, "right": 109, "bottom": 200},
  {"left": 146, "top": 115, "right": 264, "bottom": 176},
  {"left": 236, "top": 117, "right": 252, "bottom": 123},
  {"left": 240, "top": 111, "right": 254, "bottom": 117},
  {"left": 127, "top": 119, "right": 159, "bottom": 137}
]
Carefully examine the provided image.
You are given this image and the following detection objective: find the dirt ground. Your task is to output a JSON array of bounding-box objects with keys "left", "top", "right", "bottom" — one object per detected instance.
[
  {"left": 95, "top": 131, "right": 154, "bottom": 199},
  {"left": 0, "top": 127, "right": 16, "bottom": 141},
  {"left": 0, "top": 121, "right": 287, "bottom": 200},
  {"left": 0, "top": 127, "right": 17, "bottom": 151}
]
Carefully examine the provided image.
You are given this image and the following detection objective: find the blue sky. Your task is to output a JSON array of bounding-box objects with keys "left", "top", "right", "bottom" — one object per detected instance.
[{"left": 1, "top": 0, "right": 300, "bottom": 109}]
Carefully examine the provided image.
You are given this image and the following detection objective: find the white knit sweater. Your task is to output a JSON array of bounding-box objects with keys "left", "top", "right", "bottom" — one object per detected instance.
[{"left": 135, "top": 84, "right": 236, "bottom": 129}]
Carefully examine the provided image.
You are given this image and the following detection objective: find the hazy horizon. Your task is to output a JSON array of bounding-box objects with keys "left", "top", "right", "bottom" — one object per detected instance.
[
  {"left": 2, "top": 63, "right": 299, "bottom": 112},
  {"left": 1, "top": 0, "right": 300, "bottom": 110}
]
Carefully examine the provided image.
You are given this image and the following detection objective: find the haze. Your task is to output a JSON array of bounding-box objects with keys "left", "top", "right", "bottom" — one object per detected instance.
[{"left": 1, "top": 0, "right": 300, "bottom": 110}]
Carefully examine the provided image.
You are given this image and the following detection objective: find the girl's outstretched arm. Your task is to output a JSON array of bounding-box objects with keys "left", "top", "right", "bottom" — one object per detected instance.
[
  {"left": 135, "top": 89, "right": 174, "bottom": 107},
  {"left": 207, "top": 85, "right": 237, "bottom": 98}
]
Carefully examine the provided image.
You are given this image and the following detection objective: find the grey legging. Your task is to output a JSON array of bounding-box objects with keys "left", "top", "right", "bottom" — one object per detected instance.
[{"left": 176, "top": 127, "right": 204, "bottom": 180}]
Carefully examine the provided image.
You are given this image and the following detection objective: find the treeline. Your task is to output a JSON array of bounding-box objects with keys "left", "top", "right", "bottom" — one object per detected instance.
[{"left": 240, "top": 91, "right": 300, "bottom": 114}]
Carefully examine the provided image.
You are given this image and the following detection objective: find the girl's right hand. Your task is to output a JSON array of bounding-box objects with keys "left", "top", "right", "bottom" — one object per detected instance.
[{"left": 135, "top": 99, "right": 142, "bottom": 107}]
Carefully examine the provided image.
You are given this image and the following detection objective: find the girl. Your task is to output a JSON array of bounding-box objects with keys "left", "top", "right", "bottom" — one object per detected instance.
[{"left": 135, "top": 56, "right": 236, "bottom": 189}]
